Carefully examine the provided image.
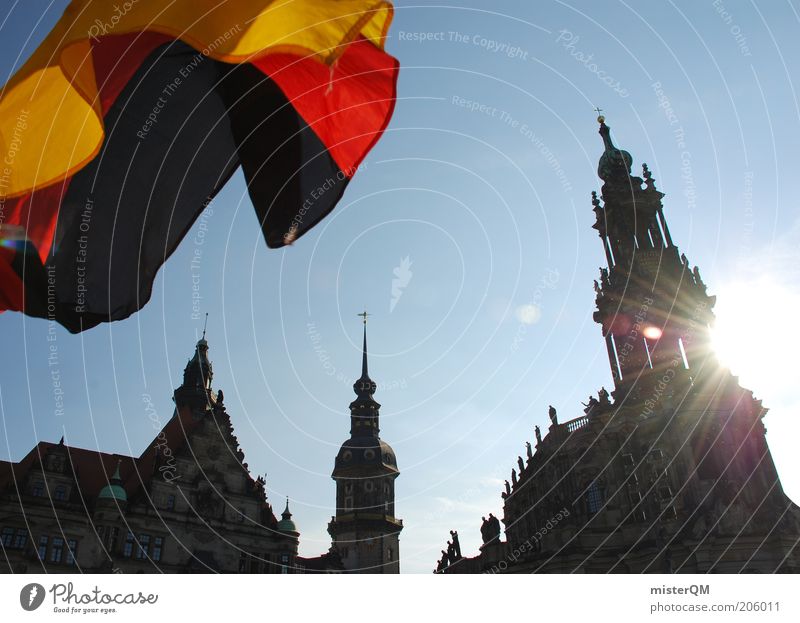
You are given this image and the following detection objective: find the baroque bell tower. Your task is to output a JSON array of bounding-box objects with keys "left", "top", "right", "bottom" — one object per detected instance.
[
  {"left": 590, "top": 114, "right": 716, "bottom": 403},
  {"left": 328, "top": 312, "right": 402, "bottom": 573}
]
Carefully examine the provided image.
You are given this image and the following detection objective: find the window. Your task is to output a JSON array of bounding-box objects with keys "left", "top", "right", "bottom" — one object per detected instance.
[
  {"left": 1, "top": 527, "right": 13, "bottom": 547},
  {"left": 50, "top": 537, "right": 64, "bottom": 563},
  {"left": 166, "top": 495, "right": 176, "bottom": 511},
  {"left": 344, "top": 496, "right": 353, "bottom": 511},
  {"left": 152, "top": 537, "right": 164, "bottom": 562},
  {"left": 32, "top": 481, "right": 44, "bottom": 497},
  {"left": 387, "top": 548, "right": 393, "bottom": 561},
  {"left": 54, "top": 485, "right": 67, "bottom": 501},
  {"left": 364, "top": 449, "right": 375, "bottom": 460},
  {"left": 123, "top": 531, "right": 134, "bottom": 558},
  {"left": 344, "top": 482, "right": 353, "bottom": 494},
  {"left": 108, "top": 527, "right": 119, "bottom": 551},
  {"left": 66, "top": 540, "right": 77, "bottom": 566},
  {"left": 37, "top": 536, "right": 48, "bottom": 561},
  {"left": 364, "top": 481, "right": 374, "bottom": 492},
  {"left": 280, "top": 553, "right": 289, "bottom": 574},
  {"left": 239, "top": 552, "right": 247, "bottom": 572},
  {"left": 136, "top": 534, "right": 150, "bottom": 559},
  {"left": 586, "top": 482, "right": 604, "bottom": 515},
  {"left": 13, "top": 529, "right": 28, "bottom": 549}
]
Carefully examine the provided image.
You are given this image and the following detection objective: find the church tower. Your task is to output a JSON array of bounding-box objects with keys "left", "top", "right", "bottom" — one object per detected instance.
[
  {"left": 328, "top": 313, "right": 402, "bottom": 573},
  {"left": 591, "top": 114, "right": 716, "bottom": 402}
]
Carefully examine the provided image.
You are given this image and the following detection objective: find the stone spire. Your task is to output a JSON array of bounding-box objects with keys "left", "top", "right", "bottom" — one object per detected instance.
[{"left": 349, "top": 311, "right": 380, "bottom": 437}]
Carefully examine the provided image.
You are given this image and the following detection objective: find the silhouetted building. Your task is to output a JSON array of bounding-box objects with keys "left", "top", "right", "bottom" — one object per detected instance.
[
  {"left": 328, "top": 314, "right": 402, "bottom": 572},
  {"left": 0, "top": 336, "right": 340, "bottom": 573},
  {"left": 437, "top": 117, "right": 800, "bottom": 574}
]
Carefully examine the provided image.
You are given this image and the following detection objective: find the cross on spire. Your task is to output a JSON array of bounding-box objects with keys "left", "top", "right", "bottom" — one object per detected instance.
[
  {"left": 202, "top": 312, "right": 208, "bottom": 339},
  {"left": 357, "top": 310, "right": 370, "bottom": 325}
]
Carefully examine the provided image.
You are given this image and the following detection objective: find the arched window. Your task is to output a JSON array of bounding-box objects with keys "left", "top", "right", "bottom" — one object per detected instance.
[{"left": 54, "top": 485, "right": 67, "bottom": 501}]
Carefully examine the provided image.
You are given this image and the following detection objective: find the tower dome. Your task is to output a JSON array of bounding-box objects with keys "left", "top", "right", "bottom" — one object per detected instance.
[
  {"left": 277, "top": 498, "right": 299, "bottom": 536},
  {"left": 97, "top": 462, "right": 127, "bottom": 503}
]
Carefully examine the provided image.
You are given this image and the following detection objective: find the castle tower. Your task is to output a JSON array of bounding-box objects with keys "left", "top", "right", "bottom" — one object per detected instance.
[{"left": 328, "top": 313, "right": 402, "bottom": 573}]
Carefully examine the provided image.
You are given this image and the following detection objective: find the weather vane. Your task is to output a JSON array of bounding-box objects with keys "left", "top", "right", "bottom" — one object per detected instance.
[
  {"left": 357, "top": 309, "right": 370, "bottom": 325},
  {"left": 202, "top": 312, "right": 209, "bottom": 339}
]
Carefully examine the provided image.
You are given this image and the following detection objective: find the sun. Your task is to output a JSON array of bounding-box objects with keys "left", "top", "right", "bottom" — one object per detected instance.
[{"left": 710, "top": 278, "right": 800, "bottom": 397}]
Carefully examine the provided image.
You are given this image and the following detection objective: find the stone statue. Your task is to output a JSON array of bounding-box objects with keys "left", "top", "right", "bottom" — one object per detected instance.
[
  {"left": 487, "top": 513, "right": 501, "bottom": 542},
  {"left": 600, "top": 267, "right": 609, "bottom": 284},
  {"left": 526, "top": 441, "right": 533, "bottom": 459},
  {"left": 583, "top": 396, "right": 599, "bottom": 415},
  {"left": 517, "top": 456, "right": 525, "bottom": 473},
  {"left": 480, "top": 517, "right": 490, "bottom": 544},
  {"left": 450, "top": 530, "right": 461, "bottom": 558},
  {"left": 548, "top": 405, "right": 558, "bottom": 426},
  {"left": 445, "top": 541, "right": 458, "bottom": 564},
  {"left": 598, "top": 387, "right": 610, "bottom": 406},
  {"left": 534, "top": 425, "right": 542, "bottom": 445},
  {"left": 511, "top": 468, "right": 517, "bottom": 486},
  {"left": 593, "top": 279, "right": 600, "bottom": 294},
  {"left": 216, "top": 389, "right": 224, "bottom": 404},
  {"left": 439, "top": 550, "right": 449, "bottom": 569},
  {"left": 504, "top": 480, "right": 511, "bottom": 495}
]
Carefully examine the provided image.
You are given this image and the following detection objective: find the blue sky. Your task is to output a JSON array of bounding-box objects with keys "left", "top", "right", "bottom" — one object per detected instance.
[{"left": 2, "top": 1, "right": 799, "bottom": 573}]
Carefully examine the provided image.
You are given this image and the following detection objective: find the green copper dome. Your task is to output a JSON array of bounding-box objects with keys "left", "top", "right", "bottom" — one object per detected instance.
[
  {"left": 98, "top": 463, "right": 127, "bottom": 502},
  {"left": 277, "top": 498, "right": 298, "bottom": 534}
]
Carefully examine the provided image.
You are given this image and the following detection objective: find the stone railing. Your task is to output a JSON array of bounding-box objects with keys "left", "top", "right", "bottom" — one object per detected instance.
[{"left": 564, "top": 415, "right": 589, "bottom": 433}]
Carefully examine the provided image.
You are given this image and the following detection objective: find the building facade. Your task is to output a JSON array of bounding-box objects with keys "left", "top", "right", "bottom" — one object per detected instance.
[
  {"left": 437, "top": 117, "right": 800, "bottom": 573},
  {"left": 0, "top": 336, "right": 339, "bottom": 573},
  {"left": 328, "top": 316, "right": 403, "bottom": 573}
]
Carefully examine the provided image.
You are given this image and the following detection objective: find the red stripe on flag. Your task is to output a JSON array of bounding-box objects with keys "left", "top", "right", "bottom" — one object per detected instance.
[{"left": 253, "top": 36, "right": 398, "bottom": 176}]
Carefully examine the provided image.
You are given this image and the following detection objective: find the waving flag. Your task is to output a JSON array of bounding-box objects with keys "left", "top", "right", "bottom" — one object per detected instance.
[{"left": 0, "top": 1, "right": 398, "bottom": 332}]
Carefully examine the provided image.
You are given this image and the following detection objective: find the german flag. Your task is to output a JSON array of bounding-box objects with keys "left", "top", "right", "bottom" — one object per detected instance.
[{"left": 0, "top": 1, "right": 398, "bottom": 332}]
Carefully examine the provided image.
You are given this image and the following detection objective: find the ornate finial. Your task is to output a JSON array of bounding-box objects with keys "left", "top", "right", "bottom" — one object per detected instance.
[
  {"left": 591, "top": 190, "right": 601, "bottom": 209},
  {"left": 357, "top": 309, "right": 370, "bottom": 325},
  {"left": 202, "top": 312, "right": 208, "bottom": 339},
  {"left": 594, "top": 106, "right": 604, "bottom": 124}
]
